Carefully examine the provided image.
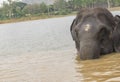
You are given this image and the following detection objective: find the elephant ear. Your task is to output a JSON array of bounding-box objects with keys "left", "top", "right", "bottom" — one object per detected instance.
[
  {"left": 70, "top": 18, "right": 78, "bottom": 41},
  {"left": 113, "top": 15, "right": 120, "bottom": 52},
  {"left": 70, "top": 19, "right": 76, "bottom": 32}
]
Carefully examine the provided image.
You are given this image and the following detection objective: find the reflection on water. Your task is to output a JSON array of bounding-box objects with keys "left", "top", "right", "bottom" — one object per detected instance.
[
  {"left": 76, "top": 53, "right": 120, "bottom": 82},
  {"left": 0, "top": 15, "right": 120, "bottom": 82}
]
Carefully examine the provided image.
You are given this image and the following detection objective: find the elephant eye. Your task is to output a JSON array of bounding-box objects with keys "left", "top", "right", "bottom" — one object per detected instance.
[
  {"left": 100, "top": 28, "right": 107, "bottom": 36},
  {"left": 98, "top": 27, "right": 109, "bottom": 41}
]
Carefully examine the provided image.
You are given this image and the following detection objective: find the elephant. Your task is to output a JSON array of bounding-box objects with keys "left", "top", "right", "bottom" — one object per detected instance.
[
  {"left": 112, "top": 15, "right": 120, "bottom": 52},
  {"left": 70, "top": 7, "right": 116, "bottom": 60}
]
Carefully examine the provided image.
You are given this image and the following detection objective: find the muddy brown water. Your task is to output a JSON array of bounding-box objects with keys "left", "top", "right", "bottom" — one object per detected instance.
[{"left": 0, "top": 13, "right": 120, "bottom": 82}]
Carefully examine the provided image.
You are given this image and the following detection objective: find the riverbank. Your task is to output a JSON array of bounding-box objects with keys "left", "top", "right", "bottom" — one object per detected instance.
[
  {"left": 0, "top": 13, "right": 76, "bottom": 24},
  {"left": 108, "top": 7, "right": 120, "bottom": 11},
  {"left": 0, "top": 7, "right": 120, "bottom": 24}
]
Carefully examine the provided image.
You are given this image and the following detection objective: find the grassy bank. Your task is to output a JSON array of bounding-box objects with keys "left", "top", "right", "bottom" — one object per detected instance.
[
  {"left": 0, "top": 12, "right": 76, "bottom": 24},
  {"left": 108, "top": 7, "right": 120, "bottom": 11},
  {"left": 0, "top": 15, "right": 65, "bottom": 24},
  {"left": 0, "top": 7, "right": 120, "bottom": 24}
]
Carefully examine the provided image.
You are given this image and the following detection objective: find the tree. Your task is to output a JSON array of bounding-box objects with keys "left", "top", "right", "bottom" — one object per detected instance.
[
  {"left": 107, "top": 0, "right": 110, "bottom": 8},
  {"left": 7, "top": 0, "right": 13, "bottom": 18},
  {"left": 0, "top": 1, "right": 10, "bottom": 19},
  {"left": 12, "top": 2, "right": 27, "bottom": 17},
  {"left": 54, "top": 0, "right": 67, "bottom": 11},
  {"left": 23, "top": 4, "right": 37, "bottom": 15},
  {"left": 40, "top": 2, "right": 48, "bottom": 13}
]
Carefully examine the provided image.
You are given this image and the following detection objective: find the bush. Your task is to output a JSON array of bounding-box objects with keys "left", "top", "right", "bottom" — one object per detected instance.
[
  {"left": 59, "top": 10, "right": 68, "bottom": 15},
  {"left": 53, "top": 9, "right": 72, "bottom": 15}
]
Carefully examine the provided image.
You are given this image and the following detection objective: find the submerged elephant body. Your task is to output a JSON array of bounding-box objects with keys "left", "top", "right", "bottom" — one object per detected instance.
[{"left": 70, "top": 8, "right": 119, "bottom": 60}]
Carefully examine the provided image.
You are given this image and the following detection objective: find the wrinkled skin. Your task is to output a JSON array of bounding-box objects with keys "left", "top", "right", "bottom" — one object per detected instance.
[
  {"left": 70, "top": 8, "right": 115, "bottom": 60},
  {"left": 113, "top": 15, "right": 120, "bottom": 52}
]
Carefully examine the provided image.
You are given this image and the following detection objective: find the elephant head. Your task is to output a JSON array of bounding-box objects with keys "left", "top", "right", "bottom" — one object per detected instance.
[{"left": 70, "top": 8, "right": 115, "bottom": 60}]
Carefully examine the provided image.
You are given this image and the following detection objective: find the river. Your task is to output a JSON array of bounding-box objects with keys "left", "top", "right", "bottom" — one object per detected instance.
[{"left": 0, "top": 12, "right": 119, "bottom": 82}]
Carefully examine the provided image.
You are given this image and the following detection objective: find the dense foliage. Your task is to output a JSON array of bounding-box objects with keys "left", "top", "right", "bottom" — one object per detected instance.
[{"left": 0, "top": 0, "right": 120, "bottom": 20}]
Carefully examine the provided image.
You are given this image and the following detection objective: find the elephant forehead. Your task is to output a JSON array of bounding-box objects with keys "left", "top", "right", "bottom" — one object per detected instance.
[{"left": 83, "top": 24, "right": 91, "bottom": 32}]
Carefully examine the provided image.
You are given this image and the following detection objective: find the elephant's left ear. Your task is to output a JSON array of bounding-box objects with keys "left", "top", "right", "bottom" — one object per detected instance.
[
  {"left": 114, "top": 15, "right": 120, "bottom": 24},
  {"left": 113, "top": 15, "right": 120, "bottom": 31}
]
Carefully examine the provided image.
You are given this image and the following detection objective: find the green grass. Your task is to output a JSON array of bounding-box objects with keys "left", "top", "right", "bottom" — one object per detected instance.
[{"left": 0, "top": 6, "right": 120, "bottom": 24}]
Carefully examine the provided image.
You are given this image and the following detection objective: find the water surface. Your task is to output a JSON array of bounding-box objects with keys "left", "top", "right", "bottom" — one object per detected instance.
[{"left": 0, "top": 12, "right": 120, "bottom": 82}]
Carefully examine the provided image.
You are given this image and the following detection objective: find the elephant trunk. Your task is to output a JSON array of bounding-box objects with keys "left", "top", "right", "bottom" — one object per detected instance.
[{"left": 80, "top": 40, "right": 100, "bottom": 60}]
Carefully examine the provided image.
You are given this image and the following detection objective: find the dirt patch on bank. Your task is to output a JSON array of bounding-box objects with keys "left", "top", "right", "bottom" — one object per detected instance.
[{"left": 108, "top": 7, "right": 120, "bottom": 11}]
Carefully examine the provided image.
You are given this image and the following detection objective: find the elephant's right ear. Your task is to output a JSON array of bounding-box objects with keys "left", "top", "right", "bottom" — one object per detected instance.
[
  {"left": 70, "top": 19, "right": 76, "bottom": 32},
  {"left": 70, "top": 18, "right": 79, "bottom": 41}
]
